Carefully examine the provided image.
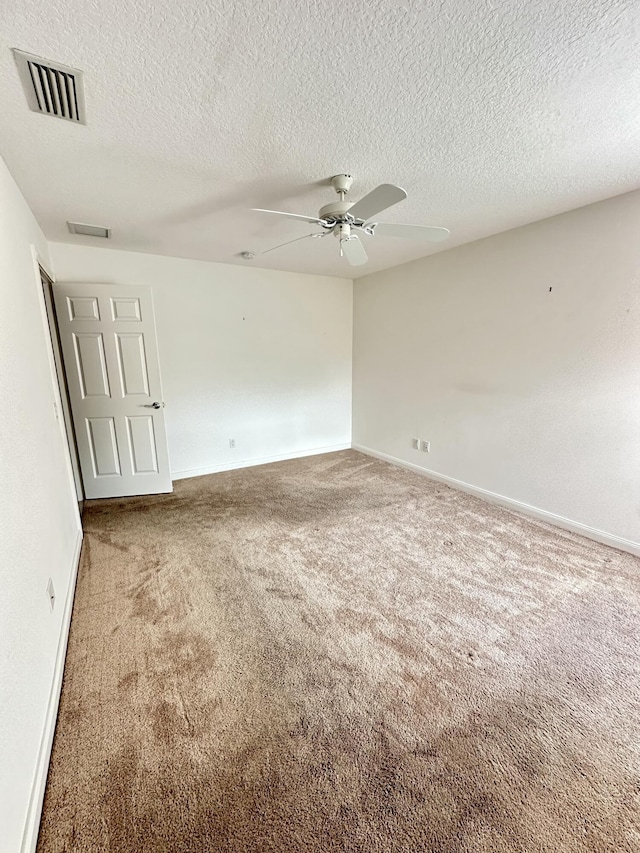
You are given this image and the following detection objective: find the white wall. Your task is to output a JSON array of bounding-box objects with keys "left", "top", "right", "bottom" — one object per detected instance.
[
  {"left": 0, "top": 156, "right": 81, "bottom": 851},
  {"left": 49, "top": 244, "right": 353, "bottom": 478},
  {"left": 353, "top": 190, "right": 640, "bottom": 548}
]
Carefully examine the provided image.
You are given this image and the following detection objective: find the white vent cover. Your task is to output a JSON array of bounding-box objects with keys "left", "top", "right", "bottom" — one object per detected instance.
[
  {"left": 67, "top": 222, "right": 111, "bottom": 238},
  {"left": 13, "top": 49, "right": 86, "bottom": 124}
]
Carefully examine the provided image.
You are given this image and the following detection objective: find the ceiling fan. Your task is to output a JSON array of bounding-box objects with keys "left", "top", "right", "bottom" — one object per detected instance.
[{"left": 249, "top": 174, "right": 449, "bottom": 266}]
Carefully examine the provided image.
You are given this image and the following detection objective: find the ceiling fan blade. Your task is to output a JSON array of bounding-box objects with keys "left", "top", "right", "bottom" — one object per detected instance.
[
  {"left": 251, "top": 208, "right": 326, "bottom": 226},
  {"left": 260, "top": 232, "right": 326, "bottom": 255},
  {"left": 372, "top": 222, "right": 450, "bottom": 242},
  {"left": 341, "top": 235, "right": 368, "bottom": 266},
  {"left": 347, "top": 184, "right": 407, "bottom": 222}
]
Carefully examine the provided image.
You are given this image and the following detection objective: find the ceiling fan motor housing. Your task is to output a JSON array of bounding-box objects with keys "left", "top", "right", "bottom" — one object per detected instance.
[{"left": 319, "top": 200, "right": 355, "bottom": 223}]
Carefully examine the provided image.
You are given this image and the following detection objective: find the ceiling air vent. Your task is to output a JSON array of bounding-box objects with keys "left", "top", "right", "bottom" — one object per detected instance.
[
  {"left": 13, "top": 49, "right": 86, "bottom": 124},
  {"left": 67, "top": 222, "right": 111, "bottom": 238}
]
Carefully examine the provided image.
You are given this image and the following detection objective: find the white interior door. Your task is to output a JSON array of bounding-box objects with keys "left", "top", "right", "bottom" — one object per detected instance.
[{"left": 53, "top": 283, "right": 172, "bottom": 499}]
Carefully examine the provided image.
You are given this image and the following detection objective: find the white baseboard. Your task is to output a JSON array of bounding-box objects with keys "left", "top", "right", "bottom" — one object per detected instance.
[
  {"left": 352, "top": 444, "right": 640, "bottom": 557},
  {"left": 171, "top": 443, "right": 352, "bottom": 481},
  {"left": 21, "top": 528, "right": 84, "bottom": 853}
]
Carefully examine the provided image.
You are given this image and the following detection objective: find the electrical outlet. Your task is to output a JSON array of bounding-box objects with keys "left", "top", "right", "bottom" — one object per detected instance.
[
  {"left": 229, "top": 439, "right": 236, "bottom": 449},
  {"left": 412, "top": 438, "right": 420, "bottom": 450},
  {"left": 421, "top": 440, "right": 431, "bottom": 452},
  {"left": 46, "top": 578, "right": 55, "bottom": 612}
]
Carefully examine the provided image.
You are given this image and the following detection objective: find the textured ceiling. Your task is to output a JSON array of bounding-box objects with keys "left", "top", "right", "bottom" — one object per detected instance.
[{"left": 1, "top": 0, "right": 639, "bottom": 278}]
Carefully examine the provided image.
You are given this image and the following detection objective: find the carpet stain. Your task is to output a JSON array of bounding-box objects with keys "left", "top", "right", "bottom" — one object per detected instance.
[
  {"left": 117, "top": 671, "right": 139, "bottom": 691},
  {"left": 38, "top": 450, "right": 640, "bottom": 852}
]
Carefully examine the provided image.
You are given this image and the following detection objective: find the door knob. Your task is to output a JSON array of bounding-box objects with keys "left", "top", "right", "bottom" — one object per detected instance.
[{"left": 143, "top": 401, "right": 164, "bottom": 409}]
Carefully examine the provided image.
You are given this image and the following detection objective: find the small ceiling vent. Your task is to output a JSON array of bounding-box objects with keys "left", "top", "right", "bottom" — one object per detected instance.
[
  {"left": 67, "top": 222, "right": 111, "bottom": 238},
  {"left": 13, "top": 49, "right": 86, "bottom": 124}
]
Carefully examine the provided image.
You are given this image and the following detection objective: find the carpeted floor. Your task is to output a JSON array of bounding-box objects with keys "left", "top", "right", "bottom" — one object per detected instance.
[{"left": 38, "top": 450, "right": 640, "bottom": 852}]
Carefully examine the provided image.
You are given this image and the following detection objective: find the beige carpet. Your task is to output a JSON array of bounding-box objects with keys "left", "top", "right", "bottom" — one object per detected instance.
[{"left": 38, "top": 450, "right": 640, "bottom": 852}]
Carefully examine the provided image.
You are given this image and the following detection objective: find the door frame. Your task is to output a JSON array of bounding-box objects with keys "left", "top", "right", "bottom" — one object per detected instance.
[{"left": 36, "top": 260, "right": 85, "bottom": 509}]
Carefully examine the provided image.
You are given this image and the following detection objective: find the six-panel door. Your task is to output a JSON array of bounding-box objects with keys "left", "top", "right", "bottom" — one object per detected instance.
[{"left": 53, "top": 283, "right": 172, "bottom": 499}]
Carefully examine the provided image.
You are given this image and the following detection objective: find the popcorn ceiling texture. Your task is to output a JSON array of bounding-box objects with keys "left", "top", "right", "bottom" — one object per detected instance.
[{"left": 0, "top": 0, "right": 639, "bottom": 277}]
